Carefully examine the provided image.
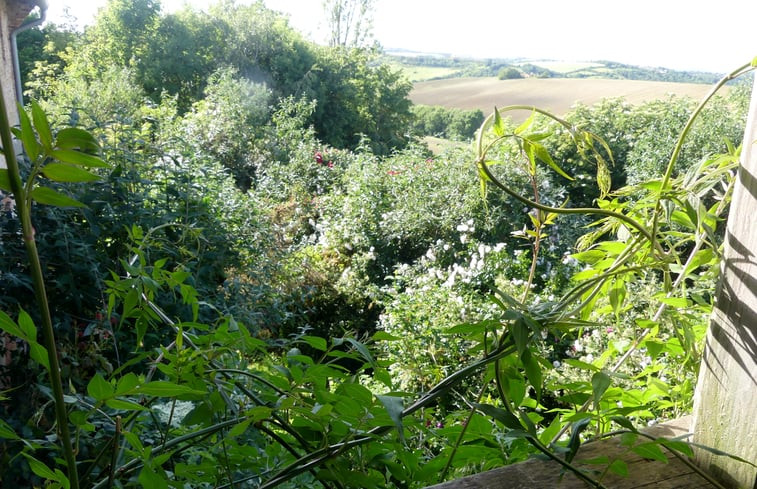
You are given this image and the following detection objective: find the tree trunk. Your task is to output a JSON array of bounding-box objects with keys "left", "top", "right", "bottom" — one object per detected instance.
[{"left": 691, "top": 73, "right": 757, "bottom": 489}]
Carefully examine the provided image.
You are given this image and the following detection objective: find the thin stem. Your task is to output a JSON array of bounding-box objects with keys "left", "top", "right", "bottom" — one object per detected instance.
[{"left": 0, "top": 86, "right": 80, "bottom": 488}]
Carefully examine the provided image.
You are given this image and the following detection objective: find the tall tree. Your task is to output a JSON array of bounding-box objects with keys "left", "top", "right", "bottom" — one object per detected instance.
[{"left": 323, "top": 0, "right": 375, "bottom": 48}]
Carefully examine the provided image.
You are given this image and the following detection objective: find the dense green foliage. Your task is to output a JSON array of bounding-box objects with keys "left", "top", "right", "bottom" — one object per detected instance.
[
  {"left": 2, "top": 2, "right": 755, "bottom": 488},
  {"left": 409, "top": 105, "right": 484, "bottom": 140}
]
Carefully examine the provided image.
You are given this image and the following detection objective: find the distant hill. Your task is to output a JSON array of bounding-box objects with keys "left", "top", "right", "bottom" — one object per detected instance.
[{"left": 384, "top": 52, "right": 724, "bottom": 84}]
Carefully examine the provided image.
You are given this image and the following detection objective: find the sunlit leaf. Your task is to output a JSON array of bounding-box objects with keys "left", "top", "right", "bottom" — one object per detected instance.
[
  {"left": 632, "top": 442, "right": 668, "bottom": 463},
  {"left": 50, "top": 149, "right": 108, "bottom": 168},
  {"left": 55, "top": 127, "right": 100, "bottom": 152},
  {"left": 42, "top": 163, "right": 100, "bottom": 183},
  {"left": 493, "top": 107, "right": 505, "bottom": 137},
  {"left": 30, "top": 100, "right": 53, "bottom": 150},
  {"left": 591, "top": 371, "right": 612, "bottom": 408}
]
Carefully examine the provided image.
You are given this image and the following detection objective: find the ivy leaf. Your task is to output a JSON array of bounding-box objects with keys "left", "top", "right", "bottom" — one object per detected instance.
[
  {"left": 42, "top": 163, "right": 100, "bottom": 183},
  {"left": 30, "top": 186, "right": 85, "bottom": 207}
]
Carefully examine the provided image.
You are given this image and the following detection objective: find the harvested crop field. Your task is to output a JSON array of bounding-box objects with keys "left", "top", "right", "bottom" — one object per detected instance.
[{"left": 410, "top": 77, "right": 721, "bottom": 122}]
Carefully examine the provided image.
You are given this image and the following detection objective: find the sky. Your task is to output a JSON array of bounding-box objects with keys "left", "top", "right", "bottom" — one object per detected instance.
[{"left": 44, "top": 0, "right": 757, "bottom": 74}]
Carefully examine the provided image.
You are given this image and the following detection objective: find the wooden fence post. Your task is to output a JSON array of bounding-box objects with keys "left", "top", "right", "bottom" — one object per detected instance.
[{"left": 690, "top": 72, "right": 757, "bottom": 489}]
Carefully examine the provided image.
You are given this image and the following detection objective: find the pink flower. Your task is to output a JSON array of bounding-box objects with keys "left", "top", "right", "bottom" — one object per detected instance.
[
  {"left": 387, "top": 170, "right": 400, "bottom": 176},
  {"left": 327, "top": 161, "right": 334, "bottom": 168},
  {"left": 314, "top": 151, "right": 323, "bottom": 164}
]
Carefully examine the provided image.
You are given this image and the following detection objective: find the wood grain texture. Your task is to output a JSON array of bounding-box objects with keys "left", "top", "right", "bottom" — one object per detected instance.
[
  {"left": 690, "top": 73, "right": 757, "bottom": 489},
  {"left": 425, "top": 417, "right": 717, "bottom": 489}
]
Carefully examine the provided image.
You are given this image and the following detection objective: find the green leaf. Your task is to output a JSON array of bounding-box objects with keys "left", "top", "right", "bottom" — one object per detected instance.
[
  {"left": 105, "top": 398, "right": 148, "bottom": 411},
  {"left": 138, "top": 464, "right": 168, "bottom": 489},
  {"left": 21, "top": 453, "right": 67, "bottom": 485},
  {"left": 514, "top": 111, "right": 535, "bottom": 135},
  {"left": 0, "top": 419, "right": 20, "bottom": 440},
  {"left": 17, "top": 310, "right": 50, "bottom": 370},
  {"left": 136, "top": 381, "right": 205, "bottom": 397},
  {"left": 566, "top": 417, "right": 591, "bottom": 463},
  {"left": 16, "top": 104, "right": 41, "bottom": 161},
  {"left": 610, "top": 416, "right": 638, "bottom": 433},
  {"left": 30, "top": 186, "right": 85, "bottom": 207},
  {"left": 87, "top": 373, "right": 113, "bottom": 401},
  {"left": 377, "top": 395, "right": 405, "bottom": 442},
  {"left": 539, "top": 414, "right": 563, "bottom": 446},
  {"left": 301, "top": 335, "right": 327, "bottom": 351},
  {"left": 228, "top": 418, "right": 253, "bottom": 438},
  {"left": 372, "top": 331, "right": 399, "bottom": 341},
  {"left": 0, "top": 169, "right": 11, "bottom": 192},
  {"left": 658, "top": 439, "right": 694, "bottom": 457},
  {"left": 42, "top": 163, "right": 100, "bottom": 183},
  {"left": 492, "top": 107, "right": 505, "bottom": 137},
  {"left": 591, "top": 371, "right": 612, "bottom": 408},
  {"left": 0, "top": 310, "right": 27, "bottom": 340},
  {"left": 608, "top": 459, "right": 628, "bottom": 477},
  {"left": 30, "top": 100, "right": 53, "bottom": 150},
  {"left": 632, "top": 442, "right": 668, "bottom": 463},
  {"left": 521, "top": 349, "right": 542, "bottom": 401},
  {"left": 50, "top": 149, "right": 108, "bottom": 168},
  {"left": 608, "top": 279, "right": 626, "bottom": 317},
  {"left": 55, "top": 127, "right": 100, "bottom": 152},
  {"left": 473, "top": 403, "right": 522, "bottom": 431},
  {"left": 531, "top": 140, "right": 573, "bottom": 180}
]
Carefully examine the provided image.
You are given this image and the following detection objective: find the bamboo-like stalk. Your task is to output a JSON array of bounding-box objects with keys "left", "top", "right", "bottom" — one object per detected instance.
[{"left": 0, "top": 84, "right": 79, "bottom": 488}]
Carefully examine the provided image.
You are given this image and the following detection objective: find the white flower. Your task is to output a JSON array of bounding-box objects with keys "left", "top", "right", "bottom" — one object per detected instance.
[
  {"left": 552, "top": 360, "right": 561, "bottom": 368},
  {"left": 460, "top": 234, "right": 469, "bottom": 244},
  {"left": 456, "top": 223, "right": 469, "bottom": 232},
  {"left": 573, "top": 340, "right": 583, "bottom": 352}
]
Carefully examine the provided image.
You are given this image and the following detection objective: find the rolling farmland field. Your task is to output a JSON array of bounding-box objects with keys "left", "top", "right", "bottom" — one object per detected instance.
[{"left": 409, "top": 77, "right": 723, "bottom": 122}]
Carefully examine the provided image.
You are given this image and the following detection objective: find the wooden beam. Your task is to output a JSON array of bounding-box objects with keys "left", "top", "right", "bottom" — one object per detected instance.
[{"left": 691, "top": 72, "right": 757, "bottom": 489}]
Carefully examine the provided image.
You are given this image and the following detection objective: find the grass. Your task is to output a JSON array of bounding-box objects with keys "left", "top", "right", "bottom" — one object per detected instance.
[
  {"left": 387, "top": 63, "right": 461, "bottom": 82},
  {"left": 409, "top": 77, "right": 724, "bottom": 123}
]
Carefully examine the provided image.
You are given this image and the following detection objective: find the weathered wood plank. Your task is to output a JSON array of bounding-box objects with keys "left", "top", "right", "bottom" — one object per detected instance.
[
  {"left": 690, "top": 72, "right": 757, "bottom": 489},
  {"left": 424, "top": 417, "right": 717, "bottom": 489}
]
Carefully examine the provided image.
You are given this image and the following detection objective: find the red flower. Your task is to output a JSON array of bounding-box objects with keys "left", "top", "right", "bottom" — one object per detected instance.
[
  {"left": 327, "top": 161, "right": 334, "bottom": 168},
  {"left": 314, "top": 151, "right": 324, "bottom": 164}
]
